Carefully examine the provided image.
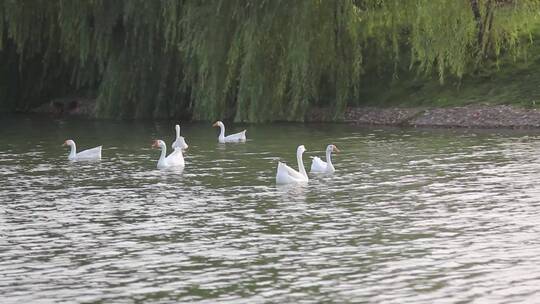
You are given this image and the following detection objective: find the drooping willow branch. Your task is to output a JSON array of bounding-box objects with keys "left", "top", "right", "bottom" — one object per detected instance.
[{"left": 0, "top": 0, "right": 538, "bottom": 120}]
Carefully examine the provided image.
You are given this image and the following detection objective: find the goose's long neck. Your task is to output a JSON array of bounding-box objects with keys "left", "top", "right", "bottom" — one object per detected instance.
[
  {"left": 69, "top": 143, "right": 77, "bottom": 158},
  {"left": 159, "top": 145, "right": 167, "bottom": 162},
  {"left": 175, "top": 126, "right": 180, "bottom": 140},
  {"left": 218, "top": 124, "right": 225, "bottom": 140},
  {"left": 297, "top": 150, "right": 307, "bottom": 178},
  {"left": 326, "top": 149, "right": 335, "bottom": 172}
]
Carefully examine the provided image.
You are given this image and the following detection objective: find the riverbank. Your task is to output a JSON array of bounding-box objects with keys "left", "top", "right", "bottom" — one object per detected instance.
[
  {"left": 342, "top": 105, "right": 540, "bottom": 129},
  {"left": 32, "top": 98, "right": 96, "bottom": 117},
  {"left": 28, "top": 98, "right": 540, "bottom": 129}
]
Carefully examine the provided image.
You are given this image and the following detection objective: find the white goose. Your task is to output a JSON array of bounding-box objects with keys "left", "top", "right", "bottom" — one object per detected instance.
[
  {"left": 63, "top": 139, "right": 102, "bottom": 161},
  {"left": 276, "top": 145, "right": 309, "bottom": 184},
  {"left": 212, "top": 121, "right": 246, "bottom": 143},
  {"left": 171, "top": 124, "right": 189, "bottom": 150},
  {"left": 152, "top": 139, "right": 185, "bottom": 169},
  {"left": 311, "top": 144, "right": 340, "bottom": 173}
]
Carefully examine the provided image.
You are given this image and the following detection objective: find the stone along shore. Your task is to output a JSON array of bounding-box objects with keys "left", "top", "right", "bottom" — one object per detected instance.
[
  {"left": 31, "top": 99, "right": 540, "bottom": 128},
  {"left": 341, "top": 105, "right": 540, "bottom": 129}
]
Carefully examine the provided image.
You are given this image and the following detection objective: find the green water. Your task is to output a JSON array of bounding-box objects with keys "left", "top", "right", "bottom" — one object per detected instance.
[{"left": 2, "top": 115, "right": 540, "bottom": 303}]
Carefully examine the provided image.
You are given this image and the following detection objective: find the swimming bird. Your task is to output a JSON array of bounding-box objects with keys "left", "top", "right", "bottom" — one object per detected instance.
[
  {"left": 310, "top": 144, "right": 340, "bottom": 173},
  {"left": 171, "top": 124, "right": 189, "bottom": 150},
  {"left": 63, "top": 139, "right": 102, "bottom": 161},
  {"left": 276, "top": 145, "right": 309, "bottom": 184},
  {"left": 152, "top": 139, "right": 185, "bottom": 169},
  {"left": 212, "top": 121, "right": 247, "bottom": 143}
]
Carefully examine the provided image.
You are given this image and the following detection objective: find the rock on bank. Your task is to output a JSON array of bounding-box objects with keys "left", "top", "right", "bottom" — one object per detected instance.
[{"left": 341, "top": 105, "right": 540, "bottom": 128}]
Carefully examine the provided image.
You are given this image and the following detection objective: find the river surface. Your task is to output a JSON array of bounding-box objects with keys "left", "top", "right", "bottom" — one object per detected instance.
[{"left": 2, "top": 115, "right": 540, "bottom": 303}]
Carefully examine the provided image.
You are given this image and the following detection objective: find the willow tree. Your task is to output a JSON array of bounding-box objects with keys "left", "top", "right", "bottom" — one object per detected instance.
[
  {"left": 175, "top": 0, "right": 364, "bottom": 121},
  {"left": 0, "top": 0, "right": 539, "bottom": 121}
]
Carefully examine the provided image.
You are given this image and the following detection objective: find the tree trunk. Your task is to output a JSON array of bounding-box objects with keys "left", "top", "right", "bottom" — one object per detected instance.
[{"left": 470, "top": 0, "right": 484, "bottom": 46}]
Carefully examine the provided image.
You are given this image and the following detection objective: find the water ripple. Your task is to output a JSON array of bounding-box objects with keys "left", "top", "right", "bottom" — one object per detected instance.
[{"left": 2, "top": 120, "right": 540, "bottom": 302}]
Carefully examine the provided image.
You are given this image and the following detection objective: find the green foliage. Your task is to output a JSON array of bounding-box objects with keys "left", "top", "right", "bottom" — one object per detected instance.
[
  {"left": 358, "top": 26, "right": 540, "bottom": 109},
  {"left": 0, "top": 0, "right": 539, "bottom": 121}
]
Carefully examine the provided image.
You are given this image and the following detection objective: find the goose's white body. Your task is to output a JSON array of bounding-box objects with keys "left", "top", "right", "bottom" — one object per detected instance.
[
  {"left": 213, "top": 121, "right": 246, "bottom": 143},
  {"left": 311, "top": 157, "right": 331, "bottom": 172},
  {"left": 310, "top": 144, "right": 339, "bottom": 173},
  {"left": 172, "top": 124, "right": 189, "bottom": 150},
  {"left": 276, "top": 145, "right": 308, "bottom": 184},
  {"left": 153, "top": 139, "right": 185, "bottom": 169},
  {"left": 63, "top": 140, "right": 102, "bottom": 161}
]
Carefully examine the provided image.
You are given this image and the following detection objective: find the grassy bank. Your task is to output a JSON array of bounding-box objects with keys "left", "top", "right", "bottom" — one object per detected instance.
[{"left": 357, "top": 39, "right": 540, "bottom": 109}]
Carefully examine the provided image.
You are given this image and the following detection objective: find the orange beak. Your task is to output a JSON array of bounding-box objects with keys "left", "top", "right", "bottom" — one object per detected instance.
[
  {"left": 333, "top": 145, "right": 340, "bottom": 153},
  {"left": 62, "top": 140, "right": 67, "bottom": 146},
  {"left": 151, "top": 140, "right": 159, "bottom": 148},
  {"left": 212, "top": 122, "right": 218, "bottom": 127}
]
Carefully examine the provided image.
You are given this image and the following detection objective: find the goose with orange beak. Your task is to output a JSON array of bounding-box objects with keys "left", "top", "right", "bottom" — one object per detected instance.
[
  {"left": 63, "top": 139, "right": 102, "bottom": 161},
  {"left": 310, "top": 144, "right": 340, "bottom": 173},
  {"left": 152, "top": 139, "right": 185, "bottom": 169},
  {"left": 212, "top": 121, "right": 246, "bottom": 143},
  {"left": 276, "top": 145, "right": 309, "bottom": 184}
]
